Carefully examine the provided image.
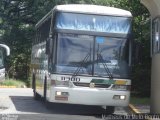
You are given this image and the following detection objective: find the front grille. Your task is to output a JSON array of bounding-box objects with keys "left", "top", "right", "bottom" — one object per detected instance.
[
  {"left": 94, "top": 83, "right": 111, "bottom": 88},
  {"left": 73, "top": 82, "right": 90, "bottom": 87},
  {"left": 73, "top": 82, "right": 111, "bottom": 88}
]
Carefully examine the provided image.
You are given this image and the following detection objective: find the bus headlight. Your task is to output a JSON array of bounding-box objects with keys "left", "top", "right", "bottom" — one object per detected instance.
[
  {"left": 56, "top": 91, "right": 62, "bottom": 96},
  {"left": 113, "top": 95, "right": 126, "bottom": 100},
  {"left": 112, "top": 85, "right": 130, "bottom": 91}
]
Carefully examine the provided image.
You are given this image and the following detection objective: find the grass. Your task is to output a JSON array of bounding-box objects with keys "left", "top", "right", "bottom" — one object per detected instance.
[
  {"left": 130, "top": 97, "right": 150, "bottom": 105},
  {"left": 0, "top": 79, "right": 27, "bottom": 88}
]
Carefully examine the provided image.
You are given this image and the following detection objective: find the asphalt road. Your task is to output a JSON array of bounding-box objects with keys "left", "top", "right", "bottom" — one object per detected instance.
[{"left": 0, "top": 88, "right": 133, "bottom": 120}]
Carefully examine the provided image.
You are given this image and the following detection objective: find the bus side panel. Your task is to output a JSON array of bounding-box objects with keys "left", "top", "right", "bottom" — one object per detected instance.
[
  {"left": 0, "top": 48, "right": 5, "bottom": 81},
  {"left": 0, "top": 68, "right": 5, "bottom": 81},
  {"left": 31, "top": 43, "right": 47, "bottom": 97}
]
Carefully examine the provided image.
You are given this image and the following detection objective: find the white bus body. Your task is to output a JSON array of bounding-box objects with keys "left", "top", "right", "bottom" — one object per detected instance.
[
  {"left": 0, "top": 44, "right": 10, "bottom": 81},
  {"left": 31, "top": 4, "right": 132, "bottom": 114}
]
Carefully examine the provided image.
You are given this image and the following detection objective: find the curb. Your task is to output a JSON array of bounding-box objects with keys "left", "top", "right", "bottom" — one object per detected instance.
[
  {"left": 0, "top": 86, "right": 17, "bottom": 88},
  {"left": 129, "top": 104, "right": 141, "bottom": 114},
  {"left": 129, "top": 104, "right": 153, "bottom": 120}
]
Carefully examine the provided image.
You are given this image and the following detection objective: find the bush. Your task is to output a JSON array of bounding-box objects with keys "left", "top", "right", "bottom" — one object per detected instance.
[
  {"left": 0, "top": 79, "right": 27, "bottom": 88},
  {"left": 131, "top": 65, "right": 151, "bottom": 97}
]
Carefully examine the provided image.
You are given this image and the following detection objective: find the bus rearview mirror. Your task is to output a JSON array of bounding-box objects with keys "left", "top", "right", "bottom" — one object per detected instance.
[
  {"left": 0, "top": 44, "right": 10, "bottom": 56},
  {"left": 46, "top": 38, "right": 50, "bottom": 54}
]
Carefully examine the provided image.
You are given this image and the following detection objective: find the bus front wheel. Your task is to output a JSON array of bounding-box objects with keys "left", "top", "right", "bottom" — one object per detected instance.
[{"left": 32, "top": 73, "right": 40, "bottom": 100}]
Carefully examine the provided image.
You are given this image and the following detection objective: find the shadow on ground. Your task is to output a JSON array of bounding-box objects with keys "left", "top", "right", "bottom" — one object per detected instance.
[
  {"left": 10, "top": 96, "right": 104, "bottom": 115},
  {"left": 9, "top": 96, "right": 140, "bottom": 120}
]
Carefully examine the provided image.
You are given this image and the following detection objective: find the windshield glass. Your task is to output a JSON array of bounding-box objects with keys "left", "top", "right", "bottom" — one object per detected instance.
[
  {"left": 53, "top": 33, "right": 130, "bottom": 78},
  {"left": 55, "top": 12, "right": 131, "bottom": 34},
  {"left": 93, "top": 37, "right": 129, "bottom": 78},
  {"left": 55, "top": 33, "right": 93, "bottom": 75}
]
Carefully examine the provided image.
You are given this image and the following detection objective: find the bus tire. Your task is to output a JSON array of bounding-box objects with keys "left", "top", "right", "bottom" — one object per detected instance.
[
  {"left": 105, "top": 106, "right": 115, "bottom": 115},
  {"left": 32, "top": 73, "right": 40, "bottom": 100}
]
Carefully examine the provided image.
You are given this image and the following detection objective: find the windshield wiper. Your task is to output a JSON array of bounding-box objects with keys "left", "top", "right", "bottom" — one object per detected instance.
[
  {"left": 97, "top": 52, "right": 113, "bottom": 79},
  {"left": 72, "top": 52, "right": 90, "bottom": 77}
]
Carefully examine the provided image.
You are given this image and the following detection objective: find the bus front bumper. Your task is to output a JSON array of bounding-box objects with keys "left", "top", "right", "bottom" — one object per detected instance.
[{"left": 48, "top": 87, "right": 130, "bottom": 107}]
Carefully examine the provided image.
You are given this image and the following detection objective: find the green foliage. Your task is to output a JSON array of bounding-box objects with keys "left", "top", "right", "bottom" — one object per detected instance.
[
  {"left": 131, "top": 64, "right": 151, "bottom": 97},
  {"left": 0, "top": 79, "right": 26, "bottom": 88},
  {"left": 130, "top": 97, "right": 150, "bottom": 105}
]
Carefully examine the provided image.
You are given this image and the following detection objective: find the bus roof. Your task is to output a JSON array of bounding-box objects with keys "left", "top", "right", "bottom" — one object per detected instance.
[
  {"left": 55, "top": 4, "right": 132, "bottom": 17},
  {"left": 36, "top": 4, "right": 132, "bottom": 28}
]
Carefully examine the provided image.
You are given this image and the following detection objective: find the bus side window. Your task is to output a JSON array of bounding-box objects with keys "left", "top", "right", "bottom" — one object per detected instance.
[{"left": 152, "top": 18, "right": 160, "bottom": 54}]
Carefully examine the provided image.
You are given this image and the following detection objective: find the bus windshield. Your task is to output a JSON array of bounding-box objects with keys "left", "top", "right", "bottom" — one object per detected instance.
[
  {"left": 56, "top": 12, "right": 131, "bottom": 34},
  {"left": 53, "top": 33, "right": 130, "bottom": 78}
]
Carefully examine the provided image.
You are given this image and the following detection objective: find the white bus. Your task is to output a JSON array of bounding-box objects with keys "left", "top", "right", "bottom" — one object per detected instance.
[
  {"left": 0, "top": 44, "right": 10, "bottom": 81},
  {"left": 31, "top": 4, "right": 132, "bottom": 114}
]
